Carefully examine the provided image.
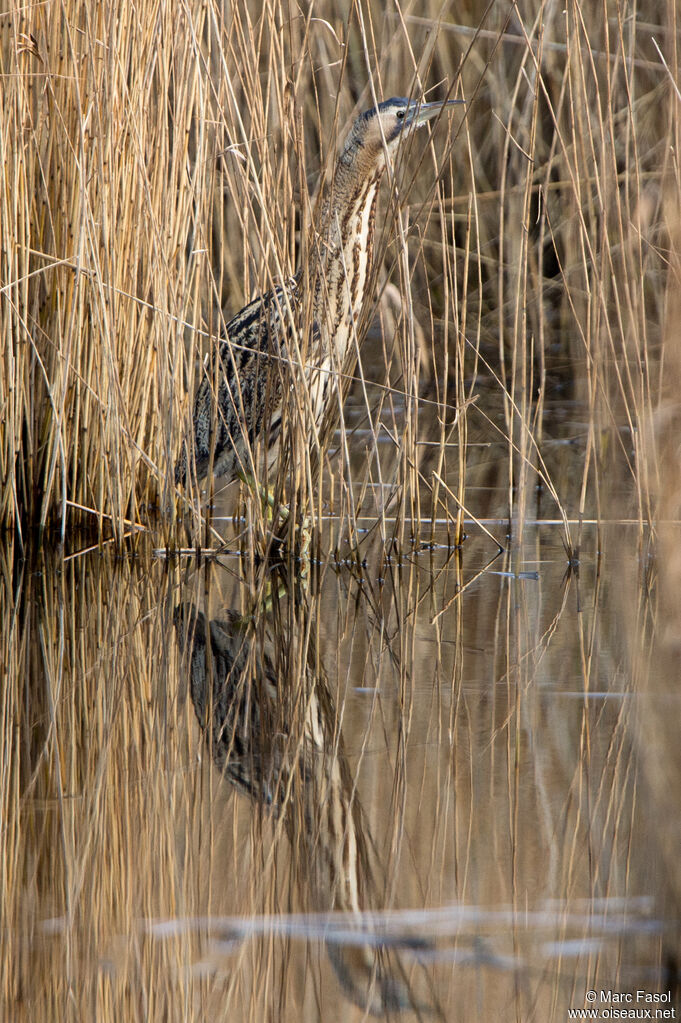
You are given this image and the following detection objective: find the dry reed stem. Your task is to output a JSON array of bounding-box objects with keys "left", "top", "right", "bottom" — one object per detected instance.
[
  {"left": 2, "top": 1, "right": 678, "bottom": 552},
  {"left": 2, "top": 8, "right": 679, "bottom": 1020}
]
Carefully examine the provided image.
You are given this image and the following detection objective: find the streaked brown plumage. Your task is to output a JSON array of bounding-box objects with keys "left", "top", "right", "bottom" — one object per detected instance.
[{"left": 175, "top": 96, "right": 460, "bottom": 489}]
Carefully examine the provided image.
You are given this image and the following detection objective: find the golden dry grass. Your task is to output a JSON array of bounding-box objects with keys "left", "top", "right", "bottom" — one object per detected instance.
[
  {"left": 2, "top": 1, "right": 681, "bottom": 1020},
  {"left": 2, "top": 0, "right": 677, "bottom": 545}
]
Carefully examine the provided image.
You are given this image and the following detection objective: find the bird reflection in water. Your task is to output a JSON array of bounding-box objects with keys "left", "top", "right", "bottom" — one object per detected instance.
[{"left": 174, "top": 573, "right": 433, "bottom": 1017}]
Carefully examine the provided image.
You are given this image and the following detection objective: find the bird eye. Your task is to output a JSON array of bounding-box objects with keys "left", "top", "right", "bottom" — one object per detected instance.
[{"left": 396, "top": 109, "right": 405, "bottom": 120}]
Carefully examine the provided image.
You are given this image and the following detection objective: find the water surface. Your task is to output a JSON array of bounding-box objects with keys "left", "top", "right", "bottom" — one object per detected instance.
[{"left": 4, "top": 494, "right": 678, "bottom": 1020}]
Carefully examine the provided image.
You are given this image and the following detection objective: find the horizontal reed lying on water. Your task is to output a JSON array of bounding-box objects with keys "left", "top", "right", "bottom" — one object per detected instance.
[{"left": 1, "top": 1, "right": 678, "bottom": 548}]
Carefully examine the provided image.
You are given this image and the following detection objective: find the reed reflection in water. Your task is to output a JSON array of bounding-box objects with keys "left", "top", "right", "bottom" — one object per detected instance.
[{"left": 2, "top": 527, "right": 678, "bottom": 1021}]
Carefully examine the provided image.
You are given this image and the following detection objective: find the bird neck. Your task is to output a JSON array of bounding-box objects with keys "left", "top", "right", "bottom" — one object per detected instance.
[{"left": 310, "top": 151, "right": 387, "bottom": 366}]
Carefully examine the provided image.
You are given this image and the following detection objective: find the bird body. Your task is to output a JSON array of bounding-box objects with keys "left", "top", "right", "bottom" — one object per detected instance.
[
  {"left": 175, "top": 96, "right": 459, "bottom": 489},
  {"left": 177, "top": 280, "right": 300, "bottom": 485}
]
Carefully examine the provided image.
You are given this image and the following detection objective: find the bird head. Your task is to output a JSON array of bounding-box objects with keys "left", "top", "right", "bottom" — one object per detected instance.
[{"left": 343, "top": 95, "right": 464, "bottom": 169}]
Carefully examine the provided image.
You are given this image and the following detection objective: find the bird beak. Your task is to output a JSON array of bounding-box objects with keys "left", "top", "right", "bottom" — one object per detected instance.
[{"left": 405, "top": 98, "right": 465, "bottom": 130}]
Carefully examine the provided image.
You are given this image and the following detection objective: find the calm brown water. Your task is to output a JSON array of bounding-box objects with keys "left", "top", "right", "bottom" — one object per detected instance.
[{"left": 4, "top": 489, "right": 680, "bottom": 1021}]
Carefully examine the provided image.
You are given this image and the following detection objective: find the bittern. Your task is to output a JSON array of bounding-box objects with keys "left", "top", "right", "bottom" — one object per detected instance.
[{"left": 175, "top": 95, "right": 461, "bottom": 491}]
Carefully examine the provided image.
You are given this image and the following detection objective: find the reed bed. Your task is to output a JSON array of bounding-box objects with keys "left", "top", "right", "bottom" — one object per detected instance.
[
  {"left": 2, "top": 0, "right": 677, "bottom": 548},
  {"left": 3, "top": 1, "right": 681, "bottom": 1019}
]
